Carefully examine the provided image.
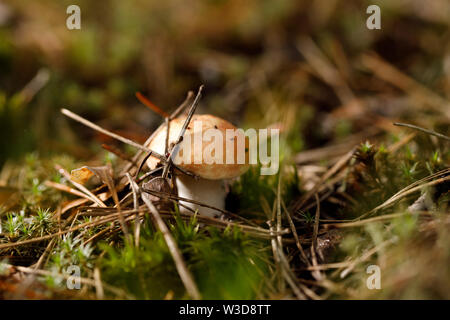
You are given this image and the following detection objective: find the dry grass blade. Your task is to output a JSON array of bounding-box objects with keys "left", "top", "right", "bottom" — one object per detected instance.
[
  {"left": 389, "top": 168, "right": 450, "bottom": 200},
  {"left": 310, "top": 194, "right": 323, "bottom": 281},
  {"left": 305, "top": 261, "right": 353, "bottom": 271},
  {"left": 356, "top": 168, "right": 450, "bottom": 220},
  {"left": 44, "top": 180, "right": 92, "bottom": 200},
  {"left": 55, "top": 165, "right": 106, "bottom": 207},
  {"left": 61, "top": 198, "right": 88, "bottom": 215},
  {"left": 19, "top": 68, "right": 50, "bottom": 103},
  {"left": 339, "top": 237, "right": 398, "bottom": 278},
  {"left": 267, "top": 220, "right": 307, "bottom": 300},
  {"left": 281, "top": 198, "right": 309, "bottom": 264},
  {"left": 293, "top": 147, "right": 356, "bottom": 212},
  {"left": 394, "top": 122, "right": 450, "bottom": 141},
  {"left": 81, "top": 166, "right": 129, "bottom": 239},
  {"left": 276, "top": 174, "right": 283, "bottom": 250},
  {"left": 162, "top": 118, "right": 171, "bottom": 178},
  {"left": 360, "top": 53, "right": 450, "bottom": 119},
  {"left": 142, "top": 187, "right": 262, "bottom": 227},
  {"left": 140, "top": 189, "right": 289, "bottom": 235},
  {"left": 141, "top": 188, "right": 201, "bottom": 300},
  {"left": 325, "top": 211, "right": 433, "bottom": 229},
  {"left": 387, "top": 132, "right": 417, "bottom": 153},
  {"left": 297, "top": 36, "right": 358, "bottom": 107},
  {"left": 93, "top": 267, "right": 105, "bottom": 300},
  {"left": 134, "top": 152, "right": 158, "bottom": 180},
  {"left": 79, "top": 206, "right": 282, "bottom": 238},
  {"left": 295, "top": 127, "right": 379, "bottom": 164},
  {"left": 278, "top": 177, "right": 319, "bottom": 299},
  {"left": 61, "top": 108, "right": 166, "bottom": 161},
  {"left": 126, "top": 173, "right": 141, "bottom": 247}
]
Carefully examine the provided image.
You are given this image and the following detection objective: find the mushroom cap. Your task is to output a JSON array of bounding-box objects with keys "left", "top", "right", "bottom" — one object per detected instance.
[{"left": 146, "top": 114, "right": 250, "bottom": 180}]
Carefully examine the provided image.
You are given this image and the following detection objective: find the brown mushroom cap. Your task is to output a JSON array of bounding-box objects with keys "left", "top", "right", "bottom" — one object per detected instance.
[{"left": 147, "top": 114, "right": 250, "bottom": 180}]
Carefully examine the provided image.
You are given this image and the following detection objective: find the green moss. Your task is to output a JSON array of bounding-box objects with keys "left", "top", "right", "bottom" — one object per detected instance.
[
  {"left": 100, "top": 214, "right": 269, "bottom": 299},
  {"left": 229, "top": 164, "right": 299, "bottom": 220}
]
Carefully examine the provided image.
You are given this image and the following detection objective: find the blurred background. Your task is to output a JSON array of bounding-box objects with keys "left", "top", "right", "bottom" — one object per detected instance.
[{"left": 0, "top": 0, "right": 448, "bottom": 167}]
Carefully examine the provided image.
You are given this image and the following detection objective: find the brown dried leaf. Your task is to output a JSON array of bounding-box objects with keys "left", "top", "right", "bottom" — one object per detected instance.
[
  {"left": 70, "top": 167, "right": 95, "bottom": 185},
  {"left": 71, "top": 166, "right": 120, "bottom": 208}
]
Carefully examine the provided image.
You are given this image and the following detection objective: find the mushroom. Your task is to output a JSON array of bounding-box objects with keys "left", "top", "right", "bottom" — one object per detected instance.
[{"left": 146, "top": 114, "right": 249, "bottom": 217}]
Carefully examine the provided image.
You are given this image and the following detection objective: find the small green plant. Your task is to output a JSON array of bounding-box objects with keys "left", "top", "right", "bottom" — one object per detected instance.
[
  {"left": 34, "top": 208, "right": 53, "bottom": 237},
  {"left": 299, "top": 211, "right": 314, "bottom": 224},
  {"left": 2, "top": 208, "right": 54, "bottom": 240}
]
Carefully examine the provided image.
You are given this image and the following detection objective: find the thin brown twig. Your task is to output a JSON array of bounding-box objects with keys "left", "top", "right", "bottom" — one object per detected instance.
[
  {"left": 167, "top": 86, "right": 203, "bottom": 163},
  {"left": 164, "top": 117, "right": 170, "bottom": 155},
  {"left": 136, "top": 92, "right": 169, "bottom": 118},
  {"left": 137, "top": 167, "right": 163, "bottom": 183},
  {"left": 304, "top": 261, "right": 353, "bottom": 271},
  {"left": 161, "top": 85, "right": 204, "bottom": 179},
  {"left": 170, "top": 91, "right": 194, "bottom": 120}
]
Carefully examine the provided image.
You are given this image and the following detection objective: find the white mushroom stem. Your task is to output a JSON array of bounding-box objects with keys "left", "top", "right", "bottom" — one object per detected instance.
[{"left": 175, "top": 175, "right": 226, "bottom": 218}]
